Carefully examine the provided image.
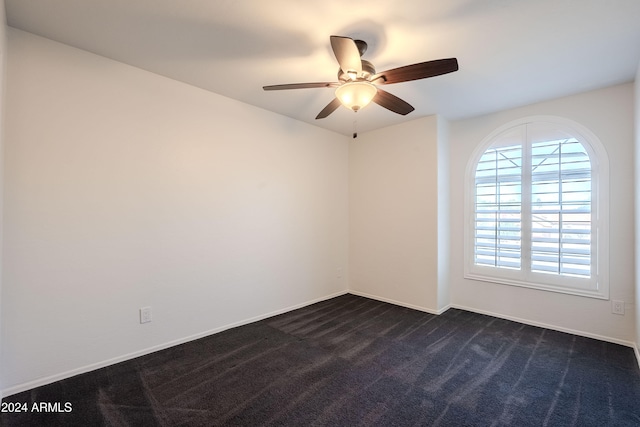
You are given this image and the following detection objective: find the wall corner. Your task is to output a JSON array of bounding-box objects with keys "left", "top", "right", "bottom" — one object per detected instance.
[{"left": 436, "top": 115, "right": 451, "bottom": 311}]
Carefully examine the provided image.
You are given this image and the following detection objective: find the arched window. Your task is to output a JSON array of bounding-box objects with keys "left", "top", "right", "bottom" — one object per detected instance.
[{"left": 464, "top": 117, "right": 609, "bottom": 299}]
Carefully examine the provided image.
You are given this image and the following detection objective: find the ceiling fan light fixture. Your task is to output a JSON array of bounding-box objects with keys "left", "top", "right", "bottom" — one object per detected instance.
[
  {"left": 263, "top": 35, "right": 458, "bottom": 120},
  {"left": 335, "top": 81, "right": 377, "bottom": 112}
]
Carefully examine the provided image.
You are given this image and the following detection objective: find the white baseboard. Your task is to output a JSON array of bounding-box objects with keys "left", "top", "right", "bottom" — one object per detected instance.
[
  {"left": 450, "top": 303, "right": 637, "bottom": 349},
  {"left": 348, "top": 289, "right": 450, "bottom": 315},
  {"left": 346, "top": 290, "right": 638, "bottom": 355},
  {"left": 1, "top": 290, "right": 348, "bottom": 398},
  {"left": 5, "top": 290, "right": 637, "bottom": 398}
]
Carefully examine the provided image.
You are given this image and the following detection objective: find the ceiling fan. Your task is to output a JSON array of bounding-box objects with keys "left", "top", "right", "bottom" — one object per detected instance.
[{"left": 263, "top": 35, "right": 459, "bottom": 119}]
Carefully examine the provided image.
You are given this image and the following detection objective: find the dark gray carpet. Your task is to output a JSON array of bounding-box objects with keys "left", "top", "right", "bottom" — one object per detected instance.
[{"left": 2, "top": 294, "right": 639, "bottom": 426}]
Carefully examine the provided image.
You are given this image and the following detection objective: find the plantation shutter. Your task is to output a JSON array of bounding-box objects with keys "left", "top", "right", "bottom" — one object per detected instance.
[
  {"left": 529, "top": 127, "right": 592, "bottom": 277},
  {"left": 474, "top": 127, "right": 523, "bottom": 270},
  {"left": 474, "top": 123, "right": 592, "bottom": 278}
]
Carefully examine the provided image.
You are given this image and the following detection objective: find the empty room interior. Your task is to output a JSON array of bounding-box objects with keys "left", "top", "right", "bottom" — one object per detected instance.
[{"left": 1, "top": 0, "right": 640, "bottom": 425}]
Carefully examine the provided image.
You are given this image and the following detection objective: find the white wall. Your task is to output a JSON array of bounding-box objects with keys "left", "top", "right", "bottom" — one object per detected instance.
[
  {"left": 450, "top": 83, "right": 636, "bottom": 344},
  {"left": 436, "top": 116, "right": 450, "bottom": 310},
  {"left": 635, "top": 62, "right": 640, "bottom": 357},
  {"left": 0, "top": 0, "right": 7, "bottom": 398},
  {"left": 2, "top": 20, "right": 638, "bottom": 397},
  {"left": 349, "top": 116, "right": 448, "bottom": 313},
  {"left": 1, "top": 29, "right": 349, "bottom": 394}
]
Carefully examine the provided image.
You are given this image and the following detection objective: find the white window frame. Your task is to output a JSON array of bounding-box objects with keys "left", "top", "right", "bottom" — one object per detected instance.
[{"left": 464, "top": 116, "right": 609, "bottom": 299}]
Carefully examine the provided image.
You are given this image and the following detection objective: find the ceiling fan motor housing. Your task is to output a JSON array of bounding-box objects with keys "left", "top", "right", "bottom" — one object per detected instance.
[{"left": 338, "top": 60, "right": 376, "bottom": 82}]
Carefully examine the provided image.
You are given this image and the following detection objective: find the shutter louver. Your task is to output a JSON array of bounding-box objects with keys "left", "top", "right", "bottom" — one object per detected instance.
[
  {"left": 474, "top": 145, "right": 522, "bottom": 270},
  {"left": 530, "top": 139, "right": 591, "bottom": 277}
]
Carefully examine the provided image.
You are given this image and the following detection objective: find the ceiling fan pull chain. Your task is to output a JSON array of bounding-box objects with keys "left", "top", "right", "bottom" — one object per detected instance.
[{"left": 353, "top": 119, "right": 358, "bottom": 139}]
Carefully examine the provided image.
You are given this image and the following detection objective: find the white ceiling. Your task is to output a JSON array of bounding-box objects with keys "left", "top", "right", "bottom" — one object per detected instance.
[{"left": 5, "top": 0, "right": 640, "bottom": 136}]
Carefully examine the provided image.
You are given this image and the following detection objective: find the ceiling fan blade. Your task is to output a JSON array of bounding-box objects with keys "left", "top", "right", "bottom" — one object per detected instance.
[
  {"left": 263, "top": 82, "right": 339, "bottom": 91},
  {"left": 316, "top": 98, "right": 342, "bottom": 119},
  {"left": 372, "top": 89, "right": 415, "bottom": 115},
  {"left": 372, "top": 58, "right": 458, "bottom": 85},
  {"left": 330, "top": 36, "right": 362, "bottom": 77}
]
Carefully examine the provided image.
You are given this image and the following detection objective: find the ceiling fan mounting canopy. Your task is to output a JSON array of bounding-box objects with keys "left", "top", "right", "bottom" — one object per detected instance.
[
  {"left": 263, "top": 35, "right": 459, "bottom": 119},
  {"left": 354, "top": 39, "right": 368, "bottom": 57}
]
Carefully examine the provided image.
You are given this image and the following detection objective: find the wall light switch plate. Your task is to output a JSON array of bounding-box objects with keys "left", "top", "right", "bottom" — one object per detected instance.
[
  {"left": 612, "top": 300, "right": 625, "bottom": 315},
  {"left": 140, "top": 306, "right": 152, "bottom": 323}
]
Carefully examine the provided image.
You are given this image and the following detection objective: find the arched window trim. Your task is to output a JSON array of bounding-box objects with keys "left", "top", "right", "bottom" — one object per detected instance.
[{"left": 464, "top": 115, "right": 610, "bottom": 299}]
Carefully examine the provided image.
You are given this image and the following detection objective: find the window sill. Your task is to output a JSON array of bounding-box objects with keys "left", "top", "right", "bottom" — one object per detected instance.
[{"left": 464, "top": 271, "right": 609, "bottom": 300}]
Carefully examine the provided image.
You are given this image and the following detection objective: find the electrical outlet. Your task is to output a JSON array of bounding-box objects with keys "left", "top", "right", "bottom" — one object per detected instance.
[
  {"left": 140, "top": 306, "right": 152, "bottom": 323},
  {"left": 612, "top": 300, "right": 625, "bottom": 315},
  {"left": 337, "top": 267, "right": 343, "bottom": 279}
]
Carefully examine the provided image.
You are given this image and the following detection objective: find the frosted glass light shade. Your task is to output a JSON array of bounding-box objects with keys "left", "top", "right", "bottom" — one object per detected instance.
[{"left": 335, "top": 81, "right": 377, "bottom": 112}]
